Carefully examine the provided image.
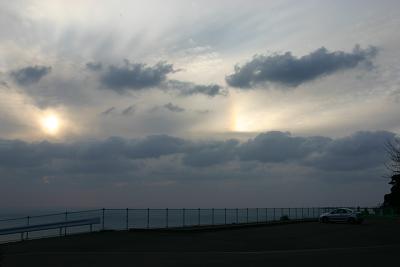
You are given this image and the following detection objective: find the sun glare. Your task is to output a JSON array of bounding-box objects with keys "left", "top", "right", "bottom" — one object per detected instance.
[{"left": 41, "top": 114, "right": 60, "bottom": 135}]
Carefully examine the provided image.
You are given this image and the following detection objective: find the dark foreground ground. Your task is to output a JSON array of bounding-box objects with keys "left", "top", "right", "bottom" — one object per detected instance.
[{"left": 1, "top": 218, "right": 399, "bottom": 267}]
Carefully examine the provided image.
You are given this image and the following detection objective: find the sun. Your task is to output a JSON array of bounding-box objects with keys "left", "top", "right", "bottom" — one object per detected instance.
[{"left": 41, "top": 114, "right": 60, "bottom": 135}]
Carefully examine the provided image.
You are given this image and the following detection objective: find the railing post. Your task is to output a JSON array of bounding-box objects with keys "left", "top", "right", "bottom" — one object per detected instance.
[
  {"left": 64, "top": 211, "right": 68, "bottom": 236},
  {"left": 224, "top": 208, "right": 227, "bottom": 225},
  {"left": 256, "top": 208, "right": 259, "bottom": 223},
  {"left": 126, "top": 208, "right": 129, "bottom": 230},
  {"left": 102, "top": 208, "right": 105, "bottom": 230},
  {"left": 166, "top": 208, "right": 169, "bottom": 228},
  {"left": 198, "top": 208, "right": 201, "bottom": 226},
  {"left": 183, "top": 208, "right": 185, "bottom": 227},
  {"left": 26, "top": 216, "right": 30, "bottom": 239},
  {"left": 147, "top": 208, "right": 150, "bottom": 229},
  {"left": 236, "top": 208, "right": 238, "bottom": 224},
  {"left": 212, "top": 208, "right": 215, "bottom": 225}
]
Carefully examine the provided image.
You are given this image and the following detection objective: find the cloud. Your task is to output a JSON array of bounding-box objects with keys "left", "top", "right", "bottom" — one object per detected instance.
[
  {"left": 164, "top": 102, "right": 185, "bottom": 112},
  {"left": 0, "top": 81, "right": 9, "bottom": 88},
  {"left": 182, "top": 139, "right": 239, "bottom": 167},
  {"left": 0, "top": 131, "right": 394, "bottom": 182},
  {"left": 238, "top": 131, "right": 394, "bottom": 171},
  {"left": 86, "top": 62, "right": 103, "bottom": 71},
  {"left": 226, "top": 45, "right": 378, "bottom": 88},
  {"left": 101, "top": 107, "right": 115, "bottom": 115},
  {"left": 166, "top": 80, "right": 228, "bottom": 97},
  {"left": 10, "top": 65, "right": 52, "bottom": 86},
  {"left": 121, "top": 105, "right": 135, "bottom": 115},
  {"left": 238, "top": 131, "right": 331, "bottom": 163},
  {"left": 87, "top": 60, "right": 226, "bottom": 97},
  {"left": 98, "top": 60, "right": 174, "bottom": 93},
  {"left": 306, "top": 131, "right": 395, "bottom": 171}
]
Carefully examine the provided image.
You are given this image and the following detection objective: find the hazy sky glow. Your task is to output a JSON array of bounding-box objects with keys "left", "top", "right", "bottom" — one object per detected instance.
[{"left": 1, "top": 0, "right": 400, "bottom": 209}]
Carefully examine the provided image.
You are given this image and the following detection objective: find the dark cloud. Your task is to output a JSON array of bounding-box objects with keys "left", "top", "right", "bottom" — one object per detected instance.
[
  {"left": 99, "top": 60, "right": 174, "bottom": 93},
  {"left": 238, "top": 131, "right": 331, "bottom": 163},
  {"left": 0, "top": 81, "right": 9, "bottom": 88},
  {"left": 239, "top": 131, "right": 394, "bottom": 171},
  {"left": 226, "top": 45, "right": 378, "bottom": 88},
  {"left": 121, "top": 105, "right": 135, "bottom": 115},
  {"left": 182, "top": 139, "right": 239, "bottom": 167},
  {"left": 167, "top": 80, "right": 228, "bottom": 97},
  {"left": 306, "top": 131, "right": 395, "bottom": 171},
  {"left": 164, "top": 102, "right": 185, "bottom": 112},
  {"left": 86, "top": 62, "right": 103, "bottom": 71},
  {"left": 10, "top": 65, "right": 52, "bottom": 86},
  {"left": 0, "top": 131, "right": 394, "bottom": 182},
  {"left": 87, "top": 60, "right": 226, "bottom": 97},
  {"left": 101, "top": 107, "right": 115, "bottom": 115}
]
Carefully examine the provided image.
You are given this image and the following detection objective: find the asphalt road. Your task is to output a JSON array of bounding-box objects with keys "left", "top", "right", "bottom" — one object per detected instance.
[{"left": 1, "top": 218, "right": 399, "bottom": 266}]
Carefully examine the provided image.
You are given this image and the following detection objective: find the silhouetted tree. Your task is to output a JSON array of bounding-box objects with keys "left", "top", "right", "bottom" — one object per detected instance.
[{"left": 383, "top": 139, "right": 400, "bottom": 211}]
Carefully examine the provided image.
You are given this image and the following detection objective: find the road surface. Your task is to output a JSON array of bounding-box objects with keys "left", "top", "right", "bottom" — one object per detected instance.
[{"left": 1, "top": 218, "right": 398, "bottom": 266}]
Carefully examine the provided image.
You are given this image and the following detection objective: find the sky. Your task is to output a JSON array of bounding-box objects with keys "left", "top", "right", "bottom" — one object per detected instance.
[{"left": 1, "top": 0, "right": 400, "bottom": 209}]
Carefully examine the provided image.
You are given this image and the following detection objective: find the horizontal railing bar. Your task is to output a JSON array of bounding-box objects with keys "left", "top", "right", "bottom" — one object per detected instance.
[{"left": 0, "top": 218, "right": 100, "bottom": 235}]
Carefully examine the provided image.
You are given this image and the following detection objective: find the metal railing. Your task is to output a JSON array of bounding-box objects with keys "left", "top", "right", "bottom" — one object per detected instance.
[{"left": 0, "top": 207, "right": 385, "bottom": 243}]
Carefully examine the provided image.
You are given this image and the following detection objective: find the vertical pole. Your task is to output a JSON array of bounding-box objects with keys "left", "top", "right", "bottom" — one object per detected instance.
[
  {"left": 224, "top": 208, "right": 227, "bottom": 225},
  {"left": 147, "top": 208, "right": 150, "bottom": 229},
  {"left": 102, "top": 208, "right": 105, "bottom": 230},
  {"left": 236, "top": 208, "right": 238, "bottom": 224},
  {"left": 212, "top": 208, "right": 215, "bottom": 225},
  {"left": 126, "top": 208, "right": 129, "bottom": 230},
  {"left": 183, "top": 208, "right": 185, "bottom": 227},
  {"left": 26, "top": 216, "right": 30, "bottom": 239},
  {"left": 64, "top": 210, "right": 68, "bottom": 236},
  {"left": 246, "top": 208, "right": 249, "bottom": 224},
  {"left": 166, "top": 208, "right": 169, "bottom": 229},
  {"left": 198, "top": 208, "right": 201, "bottom": 226},
  {"left": 256, "top": 208, "right": 259, "bottom": 223}
]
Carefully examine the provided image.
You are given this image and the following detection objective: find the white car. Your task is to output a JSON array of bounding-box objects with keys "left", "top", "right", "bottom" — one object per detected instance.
[{"left": 319, "top": 208, "right": 363, "bottom": 224}]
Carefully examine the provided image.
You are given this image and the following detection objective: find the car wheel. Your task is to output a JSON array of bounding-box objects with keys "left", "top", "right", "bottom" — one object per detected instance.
[
  {"left": 321, "top": 217, "right": 329, "bottom": 223},
  {"left": 347, "top": 217, "right": 355, "bottom": 224}
]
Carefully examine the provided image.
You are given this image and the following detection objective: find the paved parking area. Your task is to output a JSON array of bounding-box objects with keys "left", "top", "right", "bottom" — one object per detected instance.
[{"left": 1, "top": 218, "right": 399, "bottom": 266}]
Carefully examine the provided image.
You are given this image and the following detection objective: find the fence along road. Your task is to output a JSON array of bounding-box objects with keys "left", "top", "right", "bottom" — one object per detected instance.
[{"left": 0, "top": 207, "right": 381, "bottom": 243}]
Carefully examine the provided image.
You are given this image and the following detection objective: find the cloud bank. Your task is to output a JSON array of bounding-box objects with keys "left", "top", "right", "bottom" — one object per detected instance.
[{"left": 0, "top": 131, "right": 394, "bottom": 181}]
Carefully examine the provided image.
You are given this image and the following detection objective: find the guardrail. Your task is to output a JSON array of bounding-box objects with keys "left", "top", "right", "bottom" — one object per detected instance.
[
  {"left": 0, "top": 217, "right": 100, "bottom": 241},
  {"left": 0, "top": 207, "right": 388, "bottom": 243}
]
